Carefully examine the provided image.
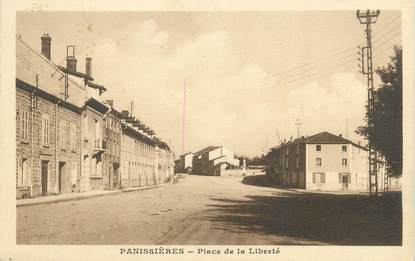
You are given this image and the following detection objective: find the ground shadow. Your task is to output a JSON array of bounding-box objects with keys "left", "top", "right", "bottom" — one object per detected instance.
[{"left": 203, "top": 184, "right": 402, "bottom": 245}]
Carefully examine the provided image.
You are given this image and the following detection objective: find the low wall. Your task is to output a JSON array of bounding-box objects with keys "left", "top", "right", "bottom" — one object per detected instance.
[{"left": 220, "top": 169, "right": 265, "bottom": 176}]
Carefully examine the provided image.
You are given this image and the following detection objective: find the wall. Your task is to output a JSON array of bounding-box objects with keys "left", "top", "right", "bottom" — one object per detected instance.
[
  {"left": 120, "top": 126, "right": 157, "bottom": 189},
  {"left": 103, "top": 111, "right": 121, "bottom": 190}
]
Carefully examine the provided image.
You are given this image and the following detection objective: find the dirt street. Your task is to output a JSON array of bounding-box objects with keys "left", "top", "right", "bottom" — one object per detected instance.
[{"left": 17, "top": 174, "right": 401, "bottom": 245}]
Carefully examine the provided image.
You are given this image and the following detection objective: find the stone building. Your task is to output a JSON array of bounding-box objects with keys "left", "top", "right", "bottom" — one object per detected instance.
[
  {"left": 120, "top": 118, "right": 157, "bottom": 188},
  {"left": 175, "top": 152, "right": 194, "bottom": 173},
  {"left": 192, "top": 146, "right": 239, "bottom": 176},
  {"left": 102, "top": 100, "right": 122, "bottom": 190},
  {"left": 16, "top": 35, "right": 84, "bottom": 199},
  {"left": 16, "top": 79, "right": 82, "bottom": 198},
  {"left": 80, "top": 98, "right": 109, "bottom": 191},
  {"left": 16, "top": 33, "right": 175, "bottom": 198},
  {"left": 265, "top": 131, "right": 390, "bottom": 191}
]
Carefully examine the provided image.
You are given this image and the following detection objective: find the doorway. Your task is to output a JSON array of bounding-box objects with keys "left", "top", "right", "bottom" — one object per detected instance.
[
  {"left": 41, "top": 160, "right": 48, "bottom": 196},
  {"left": 58, "top": 162, "right": 68, "bottom": 194},
  {"left": 341, "top": 174, "right": 349, "bottom": 190}
]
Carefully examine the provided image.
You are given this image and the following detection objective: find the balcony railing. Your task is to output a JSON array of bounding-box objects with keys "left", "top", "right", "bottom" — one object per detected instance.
[{"left": 93, "top": 139, "right": 107, "bottom": 151}]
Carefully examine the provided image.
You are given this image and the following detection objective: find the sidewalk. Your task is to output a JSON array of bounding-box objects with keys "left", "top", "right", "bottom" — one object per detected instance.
[{"left": 17, "top": 184, "right": 165, "bottom": 207}]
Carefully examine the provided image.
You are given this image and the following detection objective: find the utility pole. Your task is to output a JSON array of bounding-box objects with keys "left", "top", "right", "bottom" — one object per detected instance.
[
  {"left": 356, "top": 9, "right": 380, "bottom": 196},
  {"left": 130, "top": 100, "right": 134, "bottom": 117},
  {"left": 182, "top": 78, "right": 186, "bottom": 155},
  {"left": 295, "top": 119, "right": 302, "bottom": 138},
  {"left": 276, "top": 129, "right": 281, "bottom": 145}
]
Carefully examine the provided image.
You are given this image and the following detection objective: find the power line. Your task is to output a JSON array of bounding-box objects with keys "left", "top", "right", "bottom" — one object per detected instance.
[
  {"left": 372, "top": 15, "right": 401, "bottom": 37},
  {"left": 267, "top": 46, "right": 358, "bottom": 78},
  {"left": 16, "top": 36, "right": 86, "bottom": 91},
  {"left": 276, "top": 53, "right": 356, "bottom": 83},
  {"left": 278, "top": 58, "right": 356, "bottom": 86},
  {"left": 373, "top": 33, "right": 401, "bottom": 49},
  {"left": 372, "top": 24, "right": 401, "bottom": 43}
]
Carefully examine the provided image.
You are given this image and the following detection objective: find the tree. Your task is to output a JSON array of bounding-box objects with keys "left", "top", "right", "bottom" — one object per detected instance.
[{"left": 356, "top": 45, "right": 402, "bottom": 177}]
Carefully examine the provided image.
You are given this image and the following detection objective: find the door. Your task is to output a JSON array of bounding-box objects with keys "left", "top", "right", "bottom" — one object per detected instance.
[
  {"left": 113, "top": 164, "right": 119, "bottom": 189},
  {"left": 41, "top": 161, "right": 48, "bottom": 196},
  {"left": 108, "top": 165, "right": 112, "bottom": 190},
  {"left": 59, "top": 162, "right": 69, "bottom": 194},
  {"left": 342, "top": 174, "right": 349, "bottom": 190},
  {"left": 315, "top": 173, "right": 322, "bottom": 189}
]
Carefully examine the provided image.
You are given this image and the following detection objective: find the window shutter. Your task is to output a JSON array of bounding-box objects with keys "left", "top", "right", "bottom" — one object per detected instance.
[
  {"left": 20, "top": 111, "right": 24, "bottom": 139},
  {"left": 312, "top": 173, "right": 316, "bottom": 184},
  {"left": 339, "top": 173, "right": 342, "bottom": 183},
  {"left": 321, "top": 173, "right": 325, "bottom": 183},
  {"left": 347, "top": 173, "right": 351, "bottom": 183}
]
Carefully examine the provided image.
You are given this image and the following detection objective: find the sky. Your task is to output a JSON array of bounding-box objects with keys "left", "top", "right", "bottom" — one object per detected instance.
[{"left": 16, "top": 11, "right": 401, "bottom": 157}]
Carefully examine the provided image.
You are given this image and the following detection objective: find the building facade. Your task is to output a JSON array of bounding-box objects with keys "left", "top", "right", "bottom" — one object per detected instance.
[
  {"left": 120, "top": 122, "right": 157, "bottom": 188},
  {"left": 266, "top": 131, "right": 389, "bottom": 192},
  {"left": 102, "top": 102, "right": 122, "bottom": 190},
  {"left": 16, "top": 79, "right": 82, "bottom": 199},
  {"left": 80, "top": 98, "right": 109, "bottom": 191},
  {"left": 192, "top": 146, "right": 239, "bottom": 176},
  {"left": 16, "top": 34, "right": 175, "bottom": 199},
  {"left": 175, "top": 152, "right": 194, "bottom": 173}
]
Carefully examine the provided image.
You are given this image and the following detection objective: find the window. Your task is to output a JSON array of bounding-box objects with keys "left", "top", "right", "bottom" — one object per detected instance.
[
  {"left": 285, "top": 148, "right": 289, "bottom": 155},
  {"left": 69, "top": 123, "right": 76, "bottom": 149},
  {"left": 316, "top": 158, "right": 322, "bottom": 166},
  {"left": 41, "top": 114, "right": 50, "bottom": 144},
  {"left": 18, "top": 158, "right": 29, "bottom": 187},
  {"left": 316, "top": 145, "right": 321, "bottom": 151},
  {"left": 342, "top": 145, "right": 347, "bottom": 152},
  {"left": 342, "top": 158, "right": 348, "bottom": 166},
  {"left": 312, "top": 172, "right": 325, "bottom": 184},
  {"left": 21, "top": 110, "right": 29, "bottom": 140},
  {"left": 285, "top": 158, "right": 289, "bottom": 169},
  {"left": 60, "top": 121, "right": 67, "bottom": 148},
  {"left": 296, "top": 144, "right": 300, "bottom": 154},
  {"left": 296, "top": 158, "right": 299, "bottom": 168}
]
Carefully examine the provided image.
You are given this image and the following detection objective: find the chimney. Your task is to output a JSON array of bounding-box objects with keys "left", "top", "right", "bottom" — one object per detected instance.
[
  {"left": 66, "top": 45, "right": 77, "bottom": 72},
  {"left": 67, "top": 57, "right": 77, "bottom": 72},
  {"left": 86, "top": 57, "right": 92, "bottom": 77},
  {"left": 41, "top": 34, "right": 51, "bottom": 60},
  {"left": 105, "top": 99, "right": 113, "bottom": 108},
  {"left": 339, "top": 134, "right": 343, "bottom": 138},
  {"left": 121, "top": 110, "right": 130, "bottom": 117}
]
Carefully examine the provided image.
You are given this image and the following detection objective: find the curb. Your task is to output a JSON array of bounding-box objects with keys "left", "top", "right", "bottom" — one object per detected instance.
[{"left": 16, "top": 184, "right": 164, "bottom": 207}]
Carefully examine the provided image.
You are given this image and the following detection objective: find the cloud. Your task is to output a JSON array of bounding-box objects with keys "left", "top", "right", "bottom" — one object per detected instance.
[
  {"left": 86, "top": 22, "right": 367, "bottom": 156},
  {"left": 136, "top": 19, "right": 169, "bottom": 51}
]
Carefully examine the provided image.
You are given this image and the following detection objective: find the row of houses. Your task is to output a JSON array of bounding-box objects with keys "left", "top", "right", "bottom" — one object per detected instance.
[
  {"left": 16, "top": 34, "right": 174, "bottom": 199},
  {"left": 265, "top": 131, "right": 401, "bottom": 191},
  {"left": 175, "top": 146, "right": 240, "bottom": 176}
]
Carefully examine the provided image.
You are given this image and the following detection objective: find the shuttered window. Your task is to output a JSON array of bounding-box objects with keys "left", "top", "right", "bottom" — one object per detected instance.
[
  {"left": 41, "top": 114, "right": 50, "bottom": 144},
  {"left": 21, "top": 110, "right": 29, "bottom": 140},
  {"left": 312, "top": 172, "right": 325, "bottom": 183}
]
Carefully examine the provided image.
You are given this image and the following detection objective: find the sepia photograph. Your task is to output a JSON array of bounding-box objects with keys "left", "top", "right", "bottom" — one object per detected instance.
[
  {"left": 0, "top": 1, "right": 414, "bottom": 260},
  {"left": 13, "top": 10, "right": 404, "bottom": 246}
]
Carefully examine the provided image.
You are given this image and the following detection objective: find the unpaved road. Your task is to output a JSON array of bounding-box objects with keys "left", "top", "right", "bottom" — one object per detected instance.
[{"left": 17, "top": 174, "right": 401, "bottom": 245}]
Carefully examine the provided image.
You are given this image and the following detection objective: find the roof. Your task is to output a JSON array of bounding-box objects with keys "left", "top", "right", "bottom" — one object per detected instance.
[
  {"left": 307, "top": 131, "right": 351, "bottom": 144},
  {"left": 194, "top": 146, "right": 221, "bottom": 155},
  {"left": 307, "top": 131, "right": 367, "bottom": 150},
  {"left": 270, "top": 131, "right": 367, "bottom": 152},
  {"left": 85, "top": 97, "right": 109, "bottom": 115},
  {"left": 16, "top": 78, "right": 82, "bottom": 114}
]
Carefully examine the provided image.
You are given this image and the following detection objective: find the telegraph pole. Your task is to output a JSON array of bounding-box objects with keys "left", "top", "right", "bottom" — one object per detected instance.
[
  {"left": 130, "top": 100, "right": 134, "bottom": 117},
  {"left": 182, "top": 78, "right": 186, "bottom": 155},
  {"left": 356, "top": 9, "right": 380, "bottom": 196},
  {"left": 295, "top": 119, "right": 302, "bottom": 138}
]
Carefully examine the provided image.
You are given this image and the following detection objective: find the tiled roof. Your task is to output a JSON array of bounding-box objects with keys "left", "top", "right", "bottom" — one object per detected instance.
[
  {"left": 269, "top": 131, "right": 367, "bottom": 152},
  {"left": 194, "top": 146, "right": 221, "bottom": 155},
  {"left": 307, "top": 131, "right": 367, "bottom": 150},
  {"left": 307, "top": 131, "right": 350, "bottom": 144}
]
